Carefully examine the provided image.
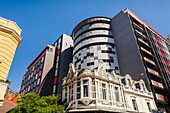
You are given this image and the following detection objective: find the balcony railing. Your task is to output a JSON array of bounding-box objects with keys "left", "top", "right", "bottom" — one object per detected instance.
[
  {"left": 135, "top": 29, "right": 146, "bottom": 39},
  {"left": 151, "top": 80, "right": 163, "bottom": 88},
  {"left": 144, "top": 57, "right": 155, "bottom": 65},
  {"left": 141, "top": 47, "right": 152, "bottom": 56},
  {"left": 155, "top": 93, "right": 168, "bottom": 102},
  {"left": 147, "top": 68, "right": 159, "bottom": 76},
  {"left": 133, "top": 22, "right": 144, "bottom": 31},
  {"left": 138, "top": 38, "right": 149, "bottom": 47}
]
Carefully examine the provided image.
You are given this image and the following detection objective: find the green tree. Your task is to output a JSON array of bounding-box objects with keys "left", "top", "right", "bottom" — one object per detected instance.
[{"left": 8, "top": 93, "right": 65, "bottom": 113}]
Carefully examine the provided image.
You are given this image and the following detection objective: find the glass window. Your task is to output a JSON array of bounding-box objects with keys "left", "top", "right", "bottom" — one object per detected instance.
[
  {"left": 83, "top": 80, "right": 88, "bottom": 97},
  {"left": 57, "top": 44, "right": 60, "bottom": 49},
  {"left": 41, "top": 56, "right": 44, "bottom": 63},
  {"left": 102, "top": 84, "right": 106, "bottom": 100},
  {"left": 49, "top": 48, "right": 53, "bottom": 52},
  {"left": 115, "top": 87, "right": 119, "bottom": 102},
  {"left": 36, "top": 87, "right": 39, "bottom": 93},
  {"left": 57, "top": 56, "right": 59, "bottom": 62},
  {"left": 38, "top": 60, "right": 41, "bottom": 66},
  {"left": 28, "top": 75, "right": 30, "bottom": 80},
  {"left": 53, "top": 85, "right": 56, "bottom": 93},
  {"left": 40, "top": 64, "right": 43, "bottom": 69},
  {"left": 35, "top": 73, "right": 38, "bottom": 80},
  {"left": 58, "top": 38, "right": 61, "bottom": 44},
  {"left": 28, "top": 86, "right": 30, "bottom": 91},
  {"left": 34, "top": 81, "right": 36, "bottom": 87},
  {"left": 31, "top": 72, "right": 33, "bottom": 78},
  {"left": 56, "top": 63, "right": 58, "bottom": 69},
  {"left": 132, "top": 99, "right": 138, "bottom": 110},
  {"left": 37, "top": 78, "right": 40, "bottom": 85},
  {"left": 55, "top": 69, "right": 58, "bottom": 77}
]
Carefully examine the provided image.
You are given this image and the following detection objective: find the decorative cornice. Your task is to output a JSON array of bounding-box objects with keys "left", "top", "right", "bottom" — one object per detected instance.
[{"left": 0, "top": 24, "right": 22, "bottom": 43}]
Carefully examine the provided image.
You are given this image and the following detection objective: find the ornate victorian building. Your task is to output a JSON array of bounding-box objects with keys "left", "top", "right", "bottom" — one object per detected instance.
[
  {"left": 62, "top": 62, "right": 157, "bottom": 113},
  {"left": 117, "top": 74, "right": 157, "bottom": 113}
]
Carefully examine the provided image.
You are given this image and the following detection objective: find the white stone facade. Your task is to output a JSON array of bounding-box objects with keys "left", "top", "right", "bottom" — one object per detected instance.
[
  {"left": 117, "top": 74, "right": 157, "bottom": 113},
  {"left": 62, "top": 62, "right": 157, "bottom": 113}
]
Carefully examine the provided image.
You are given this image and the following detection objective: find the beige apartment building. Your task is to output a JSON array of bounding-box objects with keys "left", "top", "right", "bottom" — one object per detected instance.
[{"left": 0, "top": 17, "right": 22, "bottom": 106}]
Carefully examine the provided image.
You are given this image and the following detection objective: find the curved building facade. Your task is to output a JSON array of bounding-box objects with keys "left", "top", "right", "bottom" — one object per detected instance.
[{"left": 72, "top": 17, "right": 120, "bottom": 74}]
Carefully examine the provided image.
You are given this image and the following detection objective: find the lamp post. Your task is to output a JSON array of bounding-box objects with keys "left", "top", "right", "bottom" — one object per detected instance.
[
  {"left": 132, "top": 73, "right": 144, "bottom": 113},
  {"left": 132, "top": 73, "right": 144, "bottom": 86}
]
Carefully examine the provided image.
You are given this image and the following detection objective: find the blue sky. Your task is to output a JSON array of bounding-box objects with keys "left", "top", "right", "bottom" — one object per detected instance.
[{"left": 0, "top": 0, "right": 169, "bottom": 91}]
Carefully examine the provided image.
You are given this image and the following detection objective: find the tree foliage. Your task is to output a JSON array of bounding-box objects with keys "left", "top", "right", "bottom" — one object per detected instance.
[{"left": 8, "top": 93, "right": 65, "bottom": 113}]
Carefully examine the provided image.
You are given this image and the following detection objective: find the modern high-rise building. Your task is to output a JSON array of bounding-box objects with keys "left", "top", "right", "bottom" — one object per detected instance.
[
  {"left": 0, "top": 17, "right": 22, "bottom": 106},
  {"left": 52, "top": 34, "right": 73, "bottom": 95},
  {"left": 19, "top": 45, "right": 56, "bottom": 96},
  {"left": 111, "top": 8, "right": 170, "bottom": 112},
  {"left": 72, "top": 17, "right": 120, "bottom": 74},
  {"left": 19, "top": 34, "right": 73, "bottom": 96}
]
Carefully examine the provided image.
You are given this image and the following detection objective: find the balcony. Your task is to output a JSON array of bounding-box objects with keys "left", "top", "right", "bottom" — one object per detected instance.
[
  {"left": 138, "top": 38, "right": 150, "bottom": 47},
  {"left": 144, "top": 57, "right": 155, "bottom": 65},
  {"left": 141, "top": 47, "right": 152, "bottom": 56},
  {"left": 135, "top": 29, "right": 146, "bottom": 39},
  {"left": 133, "top": 22, "right": 144, "bottom": 32},
  {"left": 155, "top": 93, "right": 168, "bottom": 102},
  {"left": 147, "top": 68, "right": 159, "bottom": 77},
  {"left": 151, "top": 80, "right": 163, "bottom": 88}
]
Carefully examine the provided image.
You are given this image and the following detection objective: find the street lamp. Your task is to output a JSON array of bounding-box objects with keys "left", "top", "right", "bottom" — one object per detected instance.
[
  {"left": 131, "top": 73, "right": 144, "bottom": 113},
  {"left": 132, "top": 73, "right": 144, "bottom": 85}
]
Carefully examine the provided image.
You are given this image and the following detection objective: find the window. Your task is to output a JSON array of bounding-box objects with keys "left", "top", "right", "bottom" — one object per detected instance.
[
  {"left": 147, "top": 102, "right": 151, "bottom": 112},
  {"left": 115, "top": 87, "right": 119, "bottom": 102},
  {"left": 57, "top": 56, "right": 59, "bottom": 62},
  {"left": 38, "top": 60, "right": 41, "bottom": 66},
  {"left": 56, "top": 63, "right": 58, "bottom": 69},
  {"left": 142, "top": 83, "right": 145, "bottom": 91},
  {"left": 35, "top": 73, "right": 38, "bottom": 80},
  {"left": 132, "top": 99, "right": 138, "bottom": 110},
  {"left": 55, "top": 69, "right": 58, "bottom": 76},
  {"left": 128, "top": 79, "right": 131, "bottom": 87},
  {"left": 58, "top": 38, "right": 61, "bottom": 44},
  {"left": 37, "top": 78, "right": 40, "bottom": 85},
  {"left": 49, "top": 48, "right": 53, "bottom": 52},
  {"left": 87, "top": 62, "right": 94, "bottom": 66},
  {"left": 69, "top": 86, "right": 73, "bottom": 101},
  {"left": 115, "top": 66, "right": 119, "bottom": 70},
  {"left": 83, "top": 80, "right": 88, "bottom": 97},
  {"left": 53, "top": 85, "right": 56, "bottom": 93},
  {"left": 28, "top": 86, "right": 30, "bottom": 91},
  {"left": 102, "top": 84, "right": 106, "bottom": 100},
  {"left": 41, "top": 56, "right": 44, "bottom": 63},
  {"left": 57, "top": 44, "right": 60, "bottom": 49},
  {"left": 28, "top": 74, "right": 30, "bottom": 80},
  {"left": 40, "top": 64, "right": 43, "bottom": 69}
]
